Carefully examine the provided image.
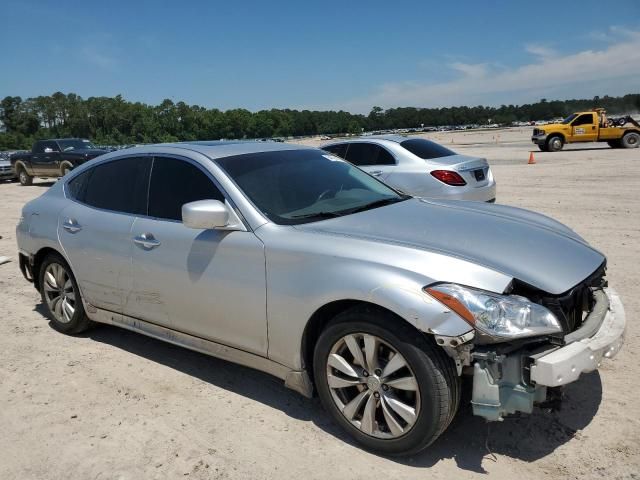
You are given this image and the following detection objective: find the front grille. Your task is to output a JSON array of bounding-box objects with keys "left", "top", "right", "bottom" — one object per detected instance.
[{"left": 533, "top": 128, "right": 544, "bottom": 136}]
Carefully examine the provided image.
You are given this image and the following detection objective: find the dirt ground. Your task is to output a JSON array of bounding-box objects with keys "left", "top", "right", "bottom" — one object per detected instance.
[{"left": 1, "top": 128, "right": 638, "bottom": 479}]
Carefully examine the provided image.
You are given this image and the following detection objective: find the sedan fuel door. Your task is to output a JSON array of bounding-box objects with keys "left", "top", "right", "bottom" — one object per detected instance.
[
  {"left": 127, "top": 156, "right": 268, "bottom": 356},
  {"left": 59, "top": 156, "right": 151, "bottom": 313}
]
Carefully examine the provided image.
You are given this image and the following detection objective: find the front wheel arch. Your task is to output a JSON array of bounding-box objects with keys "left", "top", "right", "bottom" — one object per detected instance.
[{"left": 302, "top": 300, "right": 419, "bottom": 384}]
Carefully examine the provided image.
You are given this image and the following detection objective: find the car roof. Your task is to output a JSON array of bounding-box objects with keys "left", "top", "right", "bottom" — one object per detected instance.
[
  {"left": 127, "top": 140, "right": 313, "bottom": 160},
  {"left": 324, "top": 134, "right": 408, "bottom": 145}
]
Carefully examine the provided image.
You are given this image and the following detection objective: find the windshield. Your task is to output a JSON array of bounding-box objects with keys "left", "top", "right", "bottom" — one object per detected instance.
[
  {"left": 58, "top": 139, "right": 96, "bottom": 152},
  {"left": 561, "top": 114, "right": 578, "bottom": 125},
  {"left": 216, "top": 149, "right": 407, "bottom": 225},
  {"left": 400, "top": 138, "right": 456, "bottom": 159}
]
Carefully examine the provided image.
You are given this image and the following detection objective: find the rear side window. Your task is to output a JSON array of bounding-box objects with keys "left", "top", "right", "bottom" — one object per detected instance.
[
  {"left": 66, "top": 169, "right": 92, "bottom": 201},
  {"left": 345, "top": 143, "right": 395, "bottom": 166},
  {"left": 81, "top": 157, "right": 151, "bottom": 214},
  {"left": 400, "top": 139, "right": 455, "bottom": 159},
  {"left": 572, "top": 114, "right": 594, "bottom": 126},
  {"left": 148, "top": 157, "right": 224, "bottom": 221},
  {"left": 322, "top": 144, "right": 348, "bottom": 159}
]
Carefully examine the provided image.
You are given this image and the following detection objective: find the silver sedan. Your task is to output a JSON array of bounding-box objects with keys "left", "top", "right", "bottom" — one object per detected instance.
[
  {"left": 322, "top": 135, "right": 496, "bottom": 202},
  {"left": 16, "top": 141, "right": 624, "bottom": 456}
]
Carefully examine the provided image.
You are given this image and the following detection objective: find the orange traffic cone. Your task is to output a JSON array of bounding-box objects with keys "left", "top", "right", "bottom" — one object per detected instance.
[{"left": 528, "top": 152, "right": 536, "bottom": 165}]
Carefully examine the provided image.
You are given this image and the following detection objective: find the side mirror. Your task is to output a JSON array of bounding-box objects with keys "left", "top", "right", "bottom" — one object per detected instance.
[{"left": 182, "top": 200, "right": 229, "bottom": 229}]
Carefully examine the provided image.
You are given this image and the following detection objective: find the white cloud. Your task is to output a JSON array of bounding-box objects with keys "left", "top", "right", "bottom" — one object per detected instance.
[
  {"left": 335, "top": 27, "right": 640, "bottom": 113},
  {"left": 525, "top": 44, "right": 556, "bottom": 59}
]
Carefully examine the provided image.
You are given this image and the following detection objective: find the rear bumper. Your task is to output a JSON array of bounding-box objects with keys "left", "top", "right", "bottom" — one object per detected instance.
[{"left": 529, "top": 288, "right": 625, "bottom": 386}]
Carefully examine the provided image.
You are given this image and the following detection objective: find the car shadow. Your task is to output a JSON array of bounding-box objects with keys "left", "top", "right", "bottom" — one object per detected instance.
[
  {"left": 531, "top": 147, "right": 613, "bottom": 153},
  {"left": 39, "top": 311, "right": 602, "bottom": 473}
]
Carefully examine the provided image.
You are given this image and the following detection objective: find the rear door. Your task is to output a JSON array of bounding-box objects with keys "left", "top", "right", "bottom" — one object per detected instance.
[
  {"left": 59, "top": 156, "right": 151, "bottom": 312},
  {"left": 571, "top": 113, "right": 598, "bottom": 142},
  {"left": 344, "top": 142, "right": 396, "bottom": 180},
  {"left": 127, "top": 156, "right": 268, "bottom": 355}
]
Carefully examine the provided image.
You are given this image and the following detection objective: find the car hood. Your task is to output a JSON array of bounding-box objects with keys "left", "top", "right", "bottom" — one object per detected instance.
[{"left": 295, "top": 198, "right": 605, "bottom": 295}]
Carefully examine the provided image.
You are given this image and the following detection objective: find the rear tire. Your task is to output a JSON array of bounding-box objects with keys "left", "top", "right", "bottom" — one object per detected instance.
[
  {"left": 546, "top": 135, "right": 564, "bottom": 152},
  {"left": 313, "top": 306, "right": 459, "bottom": 456},
  {"left": 18, "top": 168, "right": 33, "bottom": 186},
  {"left": 38, "top": 253, "right": 93, "bottom": 334},
  {"left": 621, "top": 132, "right": 640, "bottom": 149}
]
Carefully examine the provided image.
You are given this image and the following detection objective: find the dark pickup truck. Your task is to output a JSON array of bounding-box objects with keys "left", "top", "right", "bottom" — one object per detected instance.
[{"left": 11, "top": 138, "right": 107, "bottom": 185}]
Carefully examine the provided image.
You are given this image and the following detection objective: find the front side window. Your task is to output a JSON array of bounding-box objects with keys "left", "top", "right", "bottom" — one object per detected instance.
[
  {"left": 572, "top": 114, "right": 594, "bottom": 126},
  {"left": 345, "top": 143, "right": 395, "bottom": 166},
  {"left": 216, "top": 149, "right": 406, "bottom": 225},
  {"left": 148, "top": 157, "right": 225, "bottom": 221},
  {"left": 400, "top": 138, "right": 456, "bottom": 159},
  {"left": 81, "top": 157, "right": 151, "bottom": 214}
]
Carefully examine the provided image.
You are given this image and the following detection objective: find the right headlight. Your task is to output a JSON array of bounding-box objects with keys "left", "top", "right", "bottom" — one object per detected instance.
[{"left": 425, "top": 283, "right": 562, "bottom": 340}]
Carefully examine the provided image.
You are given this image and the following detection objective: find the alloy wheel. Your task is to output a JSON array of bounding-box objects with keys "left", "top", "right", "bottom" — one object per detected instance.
[
  {"left": 43, "top": 263, "right": 76, "bottom": 324},
  {"left": 326, "top": 333, "right": 420, "bottom": 439}
]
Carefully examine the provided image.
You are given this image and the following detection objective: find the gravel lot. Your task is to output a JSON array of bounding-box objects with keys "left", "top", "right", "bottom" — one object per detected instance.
[{"left": 1, "top": 128, "right": 638, "bottom": 479}]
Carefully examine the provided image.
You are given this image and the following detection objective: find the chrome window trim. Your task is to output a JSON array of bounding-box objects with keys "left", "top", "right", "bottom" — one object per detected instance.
[{"left": 63, "top": 152, "right": 252, "bottom": 231}]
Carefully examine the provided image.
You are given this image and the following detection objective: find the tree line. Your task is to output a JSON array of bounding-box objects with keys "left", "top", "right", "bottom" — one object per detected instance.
[{"left": 1, "top": 92, "right": 638, "bottom": 150}]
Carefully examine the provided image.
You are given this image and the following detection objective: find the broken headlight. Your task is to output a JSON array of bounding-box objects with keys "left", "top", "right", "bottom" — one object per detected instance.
[{"left": 425, "top": 283, "right": 562, "bottom": 339}]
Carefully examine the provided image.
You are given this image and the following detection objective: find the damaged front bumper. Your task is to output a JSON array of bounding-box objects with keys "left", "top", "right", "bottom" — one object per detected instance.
[{"left": 471, "top": 288, "right": 625, "bottom": 421}]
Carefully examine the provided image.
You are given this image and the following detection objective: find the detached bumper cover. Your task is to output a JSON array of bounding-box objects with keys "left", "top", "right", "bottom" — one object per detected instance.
[
  {"left": 530, "top": 288, "right": 625, "bottom": 387},
  {"left": 471, "top": 287, "right": 625, "bottom": 421}
]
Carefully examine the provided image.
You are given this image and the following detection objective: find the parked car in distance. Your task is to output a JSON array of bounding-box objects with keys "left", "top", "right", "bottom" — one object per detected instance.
[
  {"left": 321, "top": 135, "right": 496, "bottom": 202},
  {"left": 17, "top": 141, "right": 624, "bottom": 456},
  {"left": 11, "top": 138, "right": 107, "bottom": 185},
  {"left": 0, "top": 157, "right": 18, "bottom": 182}
]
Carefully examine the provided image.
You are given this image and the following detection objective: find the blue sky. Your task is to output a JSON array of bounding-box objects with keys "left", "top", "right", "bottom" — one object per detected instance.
[{"left": 1, "top": 0, "right": 639, "bottom": 113}]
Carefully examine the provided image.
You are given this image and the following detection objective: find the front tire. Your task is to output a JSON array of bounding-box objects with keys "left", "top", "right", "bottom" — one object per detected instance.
[
  {"left": 313, "top": 307, "right": 459, "bottom": 456},
  {"left": 38, "top": 253, "right": 93, "bottom": 334},
  {"left": 546, "top": 135, "right": 564, "bottom": 152},
  {"left": 18, "top": 168, "right": 33, "bottom": 186},
  {"left": 621, "top": 132, "right": 640, "bottom": 148}
]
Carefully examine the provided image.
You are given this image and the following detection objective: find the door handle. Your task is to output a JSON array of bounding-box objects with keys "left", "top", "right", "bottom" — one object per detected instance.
[
  {"left": 62, "top": 218, "right": 82, "bottom": 233},
  {"left": 370, "top": 170, "right": 383, "bottom": 176},
  {"left": 133, "top": 233, "right": 161, "bottom": 249}
]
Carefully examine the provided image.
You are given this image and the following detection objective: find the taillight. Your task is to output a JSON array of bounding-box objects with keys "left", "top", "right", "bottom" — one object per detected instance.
[{"left": 430, "top": 170, "right": 466, "bottom": 186}]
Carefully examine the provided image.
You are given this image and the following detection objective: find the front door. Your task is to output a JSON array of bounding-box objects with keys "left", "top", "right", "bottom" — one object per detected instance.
[
  {"left": 571, "top": 113, "right": 598, "bottom": 142},
  {"left": 126, "top": 156, "right": 268, "bottom": 356},
  {"left": 32, "top": 141, "right": 61, "bottom": 176},
  {"left": 59, "top": 156, "right": 151, "bottom": 312}
]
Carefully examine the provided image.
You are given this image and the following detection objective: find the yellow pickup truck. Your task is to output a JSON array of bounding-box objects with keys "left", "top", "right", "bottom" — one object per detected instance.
[{"left": 531, "top": 109, "right": 640, "bottom": 151}]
